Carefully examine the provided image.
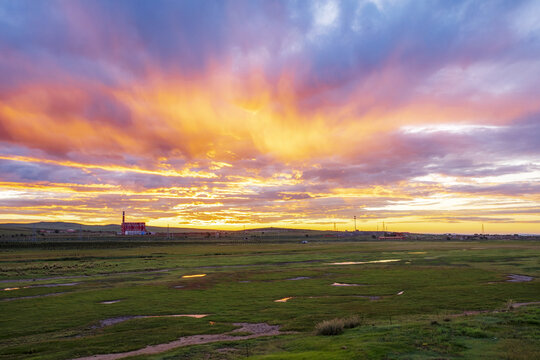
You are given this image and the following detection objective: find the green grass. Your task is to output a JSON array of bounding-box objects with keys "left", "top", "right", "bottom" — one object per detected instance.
[{"left": 0, "top": 239, "right": 538, "bottom": 359}]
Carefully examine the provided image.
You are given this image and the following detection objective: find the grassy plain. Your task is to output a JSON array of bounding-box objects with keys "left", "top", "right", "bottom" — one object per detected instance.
[{"left": 0, "top": 237, "right": 539, "bottom": 359}]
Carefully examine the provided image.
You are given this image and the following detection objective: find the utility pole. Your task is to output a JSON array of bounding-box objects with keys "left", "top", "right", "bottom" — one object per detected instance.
[{"left": 354, "top": 216, "right": 357, "bottom": 231}]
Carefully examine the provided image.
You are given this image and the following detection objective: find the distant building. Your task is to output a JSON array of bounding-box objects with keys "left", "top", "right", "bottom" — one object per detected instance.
[
  {"left": 121, "top": 211, "right": 146, "bottom": 235},
  {"left": 378, "top": 232, "right": 407, "bottom": 240}
]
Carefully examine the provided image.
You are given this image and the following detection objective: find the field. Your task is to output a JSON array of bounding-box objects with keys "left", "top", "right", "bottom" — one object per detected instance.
[{"left": 1, "top": 237, "right": 539, "bottom": 359}]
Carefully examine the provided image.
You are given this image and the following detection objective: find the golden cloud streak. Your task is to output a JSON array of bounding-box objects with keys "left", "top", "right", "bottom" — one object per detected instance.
[{"left": 0, "top": 155, "right": 217, "bottom": 178}]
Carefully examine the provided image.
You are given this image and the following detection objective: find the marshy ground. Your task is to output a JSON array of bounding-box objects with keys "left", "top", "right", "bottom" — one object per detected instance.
[{"left": 0, "top": 238, "right": 539, "bottom": 359}]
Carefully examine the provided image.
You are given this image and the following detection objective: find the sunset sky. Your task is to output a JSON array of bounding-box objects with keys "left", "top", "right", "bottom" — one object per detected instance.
[{"left": 1, "top": 0, "right": 539, "bottom": 233}]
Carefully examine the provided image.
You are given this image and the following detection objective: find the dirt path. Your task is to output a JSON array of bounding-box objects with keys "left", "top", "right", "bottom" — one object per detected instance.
[
  {"left": 73, "top": 323, "right": 281, "bottom": 360},
  {"left": 513, "top": 301, "right": 540, "bottom": 308},
  {"left": 446, "top": 301, "right": 540, "bottom": 317}
]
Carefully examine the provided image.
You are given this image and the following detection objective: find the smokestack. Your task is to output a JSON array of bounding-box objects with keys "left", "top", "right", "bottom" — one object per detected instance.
[{"left": 122, "top": 211, "right": 125, "bottom": 224}]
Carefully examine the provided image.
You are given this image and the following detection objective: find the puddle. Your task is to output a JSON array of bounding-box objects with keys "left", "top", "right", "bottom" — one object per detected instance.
[
  {"left": 286, "top": 277, "right": 311, "bottom": 281},
  {"left": 97, "top": 314, "right": 208, "bottom": 328},
  {"left": 507, "top": 274, "right": 533, "bottom": 282},
  {"left": 408, "top": 252, "right": 426, "bottom": 254},
  {"left": 274, "top": 297, "right": 293, "bottom": 303},
  {"left": 173, "top": 285, "right": 185, "bottom": 289},
  {"left": 182, "top": 274, "right": 206, "bottom": 279},
  {"left": 74, "top": 322, "right": 282, "bottom": 360},
  {"left": 331, "top": 282, "right": 363, "bottom": 287},
  {"left": 100, "top": 300, "right": 122, "bottom": 304},
  {"left": 328, "top": 259, "right": 400, "bottom": 265},
  {"left": 2, "top": 282, "right": 79, "bottom": 291},
  {"left": 397, "top": 290, "right": 404, "bottom": 295},
  {"left": 2, "top": 292, "right": 68, "bottom": 302}
]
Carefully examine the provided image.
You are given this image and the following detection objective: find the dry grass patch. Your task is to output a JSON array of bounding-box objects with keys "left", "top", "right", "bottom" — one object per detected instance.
[{"left": 315, "top": 315, "right": 362, "bottom": 335}]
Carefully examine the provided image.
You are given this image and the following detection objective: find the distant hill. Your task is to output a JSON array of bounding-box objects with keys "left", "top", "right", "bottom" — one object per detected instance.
[
  {"left": 0, "top": 222, "right": 324, "bottom": 234},
  {"left": 0, "top": 222, "right": 213, "bottom": 233}
]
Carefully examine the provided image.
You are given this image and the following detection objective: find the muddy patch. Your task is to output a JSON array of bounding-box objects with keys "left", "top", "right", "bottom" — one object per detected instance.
[
  {"left": 286, "top": 276, "right": 310, "bottom": 281},
  {"left": 96, "top": 314, "right": 208, "bottom": 328},
  {"left": 331, "top": 282, "right": 364, "bottom": 287},
  {"left": 73, "top": 322, "right": 281, "bottom": 360},
  {"left": 328, "top": 259, "right": 400, "bottom": 265},
  {"left": 507, "top": 274, "right": 533, "bottom": 282},
  {"left": 31, "top": 282, "right": 79, "bottom": 288}
]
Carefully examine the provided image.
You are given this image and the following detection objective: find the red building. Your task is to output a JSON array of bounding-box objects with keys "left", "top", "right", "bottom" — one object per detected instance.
[{"left": 121, "top": 211, "right": 146, "bottom": 235}]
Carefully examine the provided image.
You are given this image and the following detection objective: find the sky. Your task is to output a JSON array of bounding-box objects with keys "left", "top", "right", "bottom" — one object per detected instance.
[{"left": 0, "top": 0, "right": 539, "bottom": 233}]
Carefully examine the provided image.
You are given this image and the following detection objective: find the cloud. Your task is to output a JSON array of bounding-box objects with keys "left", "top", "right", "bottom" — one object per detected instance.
[{"left": 0, "top": 0, "right": 539, "bottom": 232}]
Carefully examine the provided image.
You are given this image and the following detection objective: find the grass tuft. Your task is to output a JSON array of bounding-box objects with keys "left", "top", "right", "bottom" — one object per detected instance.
[
  {"left": 315, "top": 319, "right": 344, "bottom": 336},
  {"left": 315, "top": 315, "right": 362, "bottom": 335},
  {"left": 342, "top": 315, "right": 362, "bottom": 329}
]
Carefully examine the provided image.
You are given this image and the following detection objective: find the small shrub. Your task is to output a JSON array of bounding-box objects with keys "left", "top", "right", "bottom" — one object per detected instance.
[
  {"left": 315, "top": 315, "right": 362, "bottom": 335},
  {"left": 342, "top": 315, "right": 362, "bottom": 329},
  {"left": 315, "top": 319, "right": 344, "bottom": 335}
]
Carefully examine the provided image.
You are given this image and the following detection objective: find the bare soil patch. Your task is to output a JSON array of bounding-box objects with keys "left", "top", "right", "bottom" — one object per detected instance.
[
  {"left": 73, "top": 322, "right": 281, "bottom": 360},
  {"left": 507, "top": 274, "right": 533, "bottom": 282}
]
